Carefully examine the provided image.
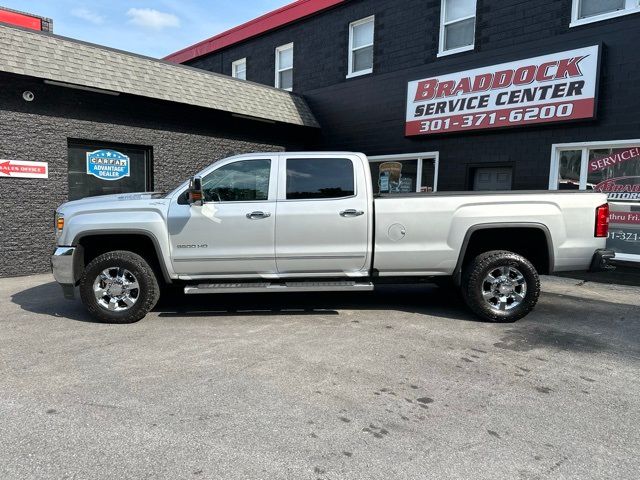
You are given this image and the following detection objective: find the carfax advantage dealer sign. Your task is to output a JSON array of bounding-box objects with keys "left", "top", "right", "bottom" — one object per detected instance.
[{"left": 406, "top": 45, "right": 600, "bottom": 136}]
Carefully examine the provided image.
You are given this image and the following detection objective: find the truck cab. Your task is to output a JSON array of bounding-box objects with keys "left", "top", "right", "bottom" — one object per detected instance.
[{"left": 167, "top": 152, "right": 372, "bottom": 279}]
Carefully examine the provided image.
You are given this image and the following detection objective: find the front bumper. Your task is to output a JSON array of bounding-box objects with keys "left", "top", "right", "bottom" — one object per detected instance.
[
  {"left": 589, "top": 249, "right": 616, "bottom": 272},
  {"left": 51, "top": 247, "right": 77, "bottom": 299}
]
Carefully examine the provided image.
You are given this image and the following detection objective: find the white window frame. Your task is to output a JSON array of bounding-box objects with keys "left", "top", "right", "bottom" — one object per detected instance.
[
  {"left": 570, "top": 0, "right": 640, "bottom": 27},
  {"left": 232, "top": 58, "right": 247, "bottom": 80},
  {"left": 347, "top": 15, "right": 375, "bottom": 79},
  {"left": 368, "top": 152, "right": 440, "bottom": 193},
  {"left": 275, "top": 43, "right": 294, "bottom": 91},
  {"left": 549, "top": 139, "right": 640, "bottom": 190},
  {"left": 438, "top": 0, "right": 477, "bottom": 57}
]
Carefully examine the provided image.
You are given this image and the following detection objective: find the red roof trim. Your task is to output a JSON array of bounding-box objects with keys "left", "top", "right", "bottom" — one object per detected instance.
[
  {"left": 0, "top": 9, "right": 42, "bottom": 31},
  {"left": 164, "top": 0, "right": 346, "bottom": 64}
]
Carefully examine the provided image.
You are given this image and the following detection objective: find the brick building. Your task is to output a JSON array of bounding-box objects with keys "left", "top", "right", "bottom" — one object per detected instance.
[{"left": 165, "top": 0, "right": 640, "bottom": 262}]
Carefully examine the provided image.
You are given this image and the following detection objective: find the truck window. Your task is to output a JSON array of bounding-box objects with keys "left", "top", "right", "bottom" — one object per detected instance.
[
  {"left": 202, "top": 159, "right": 270, "bottom": 202},
  {"left": 286, "top": 158, "right": 354, "bottom": 200}
]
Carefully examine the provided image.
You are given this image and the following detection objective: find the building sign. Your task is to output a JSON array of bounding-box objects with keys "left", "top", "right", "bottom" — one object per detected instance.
[
  {"left": 406, "top": 45, "right": 600, "bottom": 136},
  {"left": 589, "top": 147, "right": 640, "bottom": 201},
  {"left": 86, "top": 150, "right": 130, "bottom": 181},
  {"left": 0, "top": 159, "right": 48, "bottom": 179}
]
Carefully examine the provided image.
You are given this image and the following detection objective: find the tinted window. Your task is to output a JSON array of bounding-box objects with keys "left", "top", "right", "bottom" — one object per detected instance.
[
  {"left": 286, "top": 158, "right": 355, "bottom": 199},
  {"left": 67, "top": 141, "right": 151, "bottom": 201},
  {"left": 202, "top": 159, "right": 270, "bottom": 202}
]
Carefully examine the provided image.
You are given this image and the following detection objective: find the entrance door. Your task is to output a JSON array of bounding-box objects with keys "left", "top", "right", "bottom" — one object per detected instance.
[
  {"left": 168, "top": 156, "right": 278, "bottom": 276},
  {"left": 275, "top": 156, "right": 369, "bottom": 274},
  {"left": 473, "top": 167, "right": 513, "bottom": 191}
]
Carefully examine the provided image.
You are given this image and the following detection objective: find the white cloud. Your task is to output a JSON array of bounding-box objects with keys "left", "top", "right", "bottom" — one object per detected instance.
[
  {"left": 71, "top": 7, "right": 105, "bottom": 25},
  {"left": 126, "top": 8, "right": 180, "bottom": 30}
]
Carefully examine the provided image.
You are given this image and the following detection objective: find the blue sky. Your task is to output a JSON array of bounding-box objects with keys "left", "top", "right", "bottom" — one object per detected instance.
[{"left": 7, "top": 1, "right": 289, "bottom": 58}]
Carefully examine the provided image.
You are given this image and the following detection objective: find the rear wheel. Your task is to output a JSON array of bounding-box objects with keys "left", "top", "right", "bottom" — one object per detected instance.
[
  {"left": 79, "top": 250, "right": 160, "bottom": 323},
  {"left": 461, "top": 250, "right": 540, "bottom": 323}
]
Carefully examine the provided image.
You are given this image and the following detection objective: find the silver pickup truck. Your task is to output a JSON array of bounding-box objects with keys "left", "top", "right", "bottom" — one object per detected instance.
[{"left": 52, "top": 152, "right": 614, "bottom": 324}]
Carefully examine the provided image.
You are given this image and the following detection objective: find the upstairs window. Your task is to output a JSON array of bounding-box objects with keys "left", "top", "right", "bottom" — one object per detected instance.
[
  {"left": 572, "top": 0, "right": 640, "bottom": 26},
  {"left": 347, "top": 16, "right": 375, "bottom": 78},
  {"left": 232, "top": 58, "right": 246, "bottom": 80},
  {"left": 439, "top": 0, "right": 477, "bottom": 56},
  {"left": 275, "top": 43, "right": 294, "bottom": 91}
]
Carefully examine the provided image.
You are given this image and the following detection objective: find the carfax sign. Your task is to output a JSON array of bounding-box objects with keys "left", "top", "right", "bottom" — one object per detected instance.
[
  {"left": 86, "top": 149, "right": 130, "bottom": 181},
  {"left": 406, "top": 45, "right": 600, "bottom": 136}
]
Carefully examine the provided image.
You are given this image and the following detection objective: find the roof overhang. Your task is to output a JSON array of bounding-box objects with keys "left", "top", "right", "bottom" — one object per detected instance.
[
  {"left": 164, "top": 0, "right": 346, "bottom": 64},
  {"left": 0, "top": 24, "right": 319, "bottom": 128}
]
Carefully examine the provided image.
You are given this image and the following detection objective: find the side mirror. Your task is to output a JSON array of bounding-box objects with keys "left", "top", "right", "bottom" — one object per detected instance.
[{"left": 187, "top": 176, "right": 203, "bottom": 206}]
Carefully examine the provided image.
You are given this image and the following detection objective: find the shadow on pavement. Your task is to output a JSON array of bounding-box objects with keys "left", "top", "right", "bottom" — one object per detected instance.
[
  {"left": 10, "top": 281, "right": 638, "bottom": 330},
  {"left": 11, "top": 281, "right": 478, "bottom": 323},
  {"left": 555, "top": 264, "right": 640, "bottom": 287},
  {"left": 10, "top": 281, "right": 93, "bottom": 322},
  {"left": 155, "top": 284, "right": 479, "bottom": 322}
]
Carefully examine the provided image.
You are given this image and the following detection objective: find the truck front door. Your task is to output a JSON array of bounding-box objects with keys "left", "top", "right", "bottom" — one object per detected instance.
[
  {"left": 275, "top": 155, "right": 371, "bottom": 275},
  {"left": 168, "top": 156, "right": 278, "bottom": 276}
]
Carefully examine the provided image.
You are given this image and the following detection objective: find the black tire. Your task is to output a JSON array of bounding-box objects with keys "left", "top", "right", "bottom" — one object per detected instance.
[
  {"left": 79, "top": 250, "right": 160, "bottom": 324},
  {"left": 461, "top": 250, "right": 540, "bottom": 323}
]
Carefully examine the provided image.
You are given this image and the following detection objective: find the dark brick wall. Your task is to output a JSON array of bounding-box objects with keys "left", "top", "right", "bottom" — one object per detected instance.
[
  {"left": 187, "top": 0, "right": 640, "bottom": 191},
  {"left": 0, "top": 74, "right": 308, "bottom": 277}
]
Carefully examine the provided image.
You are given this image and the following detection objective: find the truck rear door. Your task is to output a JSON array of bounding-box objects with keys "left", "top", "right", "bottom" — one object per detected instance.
[{"left": 275, "top": 154, "right": 371, "bottom": 275}]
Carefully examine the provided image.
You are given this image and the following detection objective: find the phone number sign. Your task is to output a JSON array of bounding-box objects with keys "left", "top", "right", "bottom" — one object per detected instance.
[{"left": 406, "top": 45, "right": 600, "bottom": 136}]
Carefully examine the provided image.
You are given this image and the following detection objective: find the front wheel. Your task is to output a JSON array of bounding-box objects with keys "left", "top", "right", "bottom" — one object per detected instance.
[
  {"left": 461, "top": 250, "right": 540, "bottom": 323},
  {"left": 79, "top": 250, "right": 160, "bottom": 323}
]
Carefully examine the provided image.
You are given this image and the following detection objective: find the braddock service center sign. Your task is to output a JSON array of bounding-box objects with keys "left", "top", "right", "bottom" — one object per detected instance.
[{"left": 406, "top": 45, "right": 600, "bottom": 136}]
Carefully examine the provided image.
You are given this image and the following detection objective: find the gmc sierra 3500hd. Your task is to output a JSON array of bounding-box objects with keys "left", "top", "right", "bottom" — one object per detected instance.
[{"left": 51, "top": 152, "right": 614, "bottom": 324}]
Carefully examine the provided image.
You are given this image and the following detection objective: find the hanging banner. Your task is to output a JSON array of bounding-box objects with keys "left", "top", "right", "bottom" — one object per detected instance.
[
  {"left": 589, "top": 147, "right": 640, "bottom": 173},
  {"left": 86, "top": 150, "right": 130, "bottom": 181},
  {"left": 0, "top": 159, "right": 48, "bottom": 179},
  {"left": 406, "top": 45, "right": 600, "bottom": 136}
]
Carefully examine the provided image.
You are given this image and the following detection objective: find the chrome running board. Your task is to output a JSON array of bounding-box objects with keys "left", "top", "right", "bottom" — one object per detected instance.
[{"left": 184, "top": 280, "right": 374, "bottom": 295}]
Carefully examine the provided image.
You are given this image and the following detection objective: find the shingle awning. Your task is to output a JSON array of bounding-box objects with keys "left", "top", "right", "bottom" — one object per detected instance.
[{"left": 0, "top": 23, "right": 319, "bottom": 128}]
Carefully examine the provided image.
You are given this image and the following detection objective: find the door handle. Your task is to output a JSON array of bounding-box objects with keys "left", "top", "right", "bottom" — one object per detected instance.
[
  {"left": 246, "top": 211, "right": 271, "bottom": 219},
  {"left": 340, "top": 209, "right": 365, "bottom": 217}
]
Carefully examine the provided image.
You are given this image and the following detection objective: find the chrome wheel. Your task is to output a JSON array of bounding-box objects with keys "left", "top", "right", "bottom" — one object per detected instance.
[
  {"left": 93, "top": 267, "right": 140, "bottom": 312},
  {"left": 481, "top": 266, "right": 527, "bottom": 311}
]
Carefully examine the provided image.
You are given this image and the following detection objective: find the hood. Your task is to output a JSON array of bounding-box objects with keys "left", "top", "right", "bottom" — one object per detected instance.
[{"left": 58, "top": 192, "right": 167, "bottom": 210}]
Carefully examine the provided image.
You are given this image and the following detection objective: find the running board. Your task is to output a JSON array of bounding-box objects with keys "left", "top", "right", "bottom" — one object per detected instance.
[{"left": 184, "top": 280, "right": 374, "bottom": 295}]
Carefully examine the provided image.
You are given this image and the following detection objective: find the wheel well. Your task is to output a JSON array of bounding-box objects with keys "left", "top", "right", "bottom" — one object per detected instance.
[
  {"left": 459, "top": 227, "right": 551, "bottom": 276},
  {"left": 76, "top": 234, "right": 168, "bottom": 284}
]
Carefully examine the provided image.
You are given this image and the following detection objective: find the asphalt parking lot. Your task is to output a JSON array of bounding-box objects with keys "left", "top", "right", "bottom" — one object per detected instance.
[{"left": 1, "top": 274, "right": 639, "bottom": 480}]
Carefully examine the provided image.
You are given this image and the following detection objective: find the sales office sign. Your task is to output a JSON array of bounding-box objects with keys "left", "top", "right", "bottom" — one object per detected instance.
[{"left": 406, "top": 45, "right": 600, "bottom": 136}]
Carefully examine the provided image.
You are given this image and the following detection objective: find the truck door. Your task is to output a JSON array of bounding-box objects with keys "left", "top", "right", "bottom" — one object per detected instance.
[
  {"left": 275, "top": 155, "right": 370, "bottom": 274},
  {"left": 168, "top": 156, "right": 278, "bottom": 276}
]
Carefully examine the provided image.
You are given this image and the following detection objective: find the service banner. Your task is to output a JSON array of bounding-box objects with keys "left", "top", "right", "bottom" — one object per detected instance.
[{"left": 406, "top": 45, "right": 600, "bottom": 136}]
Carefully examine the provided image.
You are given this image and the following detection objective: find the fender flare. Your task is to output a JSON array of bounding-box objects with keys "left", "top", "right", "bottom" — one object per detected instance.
[
  {"left": 452, "top": 222, "right": 554, "bottom": 286},
  {"left": 72, "top": 229, "right": 173, "bottom": 283}
]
